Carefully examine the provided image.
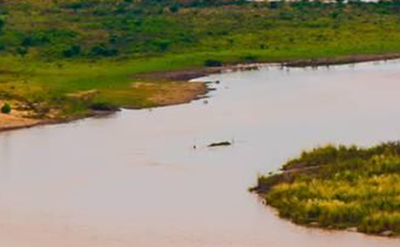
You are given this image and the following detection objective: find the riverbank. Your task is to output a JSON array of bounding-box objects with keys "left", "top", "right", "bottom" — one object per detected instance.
[
  {"left": 0, "top": 80, "right": 208, "bottom": 132},
  {"left": 3, "top": 52, "right": 400, "bottom": 133},
  {"left": 4, "top": 0, "right": 400, "bottom": 132},
  {"left": 137, "top": 52, "right": 400, "bottom": 81},
  {"left": 283, "top": 52, "right": 400, "bottom": 67},
  {"left": 0, "top": 114, "right": 42, "bottom": 132},
  {"left": 252, "top": 143, "right": 400, "bottom": 237}
]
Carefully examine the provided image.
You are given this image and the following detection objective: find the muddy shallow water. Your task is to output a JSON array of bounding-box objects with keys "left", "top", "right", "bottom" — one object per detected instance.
[{"left": 1, "top": 61, "right": 400, "bottom": 247}]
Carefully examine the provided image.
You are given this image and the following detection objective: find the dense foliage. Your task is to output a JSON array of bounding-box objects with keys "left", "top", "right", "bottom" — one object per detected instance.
[
  {"left": 2, "top": 0, "right": 400, "bottom": 60},
  {"left": 254, "top": 143, "right": 400, "bottom": 236}
]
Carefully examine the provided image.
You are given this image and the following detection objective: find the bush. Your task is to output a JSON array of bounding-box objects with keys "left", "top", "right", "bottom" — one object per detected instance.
[
  {"left": 1, "top": 103, "right": 11, "bottom": 114},
  {"left": 154, "top": 40, "right": 171, "bottom": 52},
  {"left": 89, "top": 43, "right": 118, "bottom": 57},
  {"left": 169, "top": 3, "right": 181, "bottom": 13},
  {"left": 0, "top": 19, "right": 4, "bottom": 32},
  {"left": 16, "top": 46, "right": 28, "bottom": 56},
  {"left": 241, "top": 55, "right": 258, "bottom": 62},
  {"left": 63, "top": 45, "right": 82, "bottom": 58}
]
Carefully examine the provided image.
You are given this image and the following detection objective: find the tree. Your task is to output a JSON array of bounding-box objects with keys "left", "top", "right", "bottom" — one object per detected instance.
[
  {"left": 16, "top": 46, "right": 28, "bottom": 56},
  {"left": 89, "top": 43, "right": 118, "bottom": 57},
  {"left": 169, "top": 3, "right": 181, "bottom": 13},
  {"left": 336, "top": 0, "right": 345, "bottom": 10},
  {"left": 63, "top": 45, "right": 81, "bottom": 58}
]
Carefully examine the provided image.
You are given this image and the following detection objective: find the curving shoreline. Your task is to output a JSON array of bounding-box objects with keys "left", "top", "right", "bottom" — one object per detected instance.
[
  {"left": 2, "top": 52, "right": 400, "bottom": 133},
  {"left": 3, "top": 51, "right": 400, "bottom": 247}
]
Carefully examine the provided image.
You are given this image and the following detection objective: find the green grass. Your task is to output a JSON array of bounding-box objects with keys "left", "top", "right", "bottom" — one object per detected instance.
[
  {"left": 253, "top": 143, "right": 400, "bottom": 236},
  {"left": 3, "top": 0, "right": 400, "bottom": 118}
]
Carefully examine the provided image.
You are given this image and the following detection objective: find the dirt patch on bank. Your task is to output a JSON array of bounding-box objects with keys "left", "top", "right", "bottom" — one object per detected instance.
[{"left": 0, "top": 100, "right": 48, "bottom": 132}]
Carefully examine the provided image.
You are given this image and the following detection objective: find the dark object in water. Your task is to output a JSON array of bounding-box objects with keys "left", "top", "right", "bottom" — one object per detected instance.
[{"left": 208, "top": 141, "right": 232, "bottom": 147}]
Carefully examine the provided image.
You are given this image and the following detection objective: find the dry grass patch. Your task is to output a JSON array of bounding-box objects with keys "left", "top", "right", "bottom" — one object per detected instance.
[{"left": 131, "top": 81, "right": 207, "bottom": 106}]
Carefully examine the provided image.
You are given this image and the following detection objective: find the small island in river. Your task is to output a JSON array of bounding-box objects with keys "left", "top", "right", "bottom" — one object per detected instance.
[{"left": 252, "top": 142, "right": 400, "bottom": 237}]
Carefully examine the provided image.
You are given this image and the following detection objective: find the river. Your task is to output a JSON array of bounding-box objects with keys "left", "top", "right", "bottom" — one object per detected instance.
[{"left": 0, "top": 60, "right": 400, "bottom": 247}]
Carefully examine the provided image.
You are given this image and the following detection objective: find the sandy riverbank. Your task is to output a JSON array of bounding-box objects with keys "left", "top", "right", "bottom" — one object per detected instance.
[
  {"left": 0, "top": 81, "right": 208, "bottom": 133},
  {"left": 0, "top": 113, "right": 41, "bottom": 132}
]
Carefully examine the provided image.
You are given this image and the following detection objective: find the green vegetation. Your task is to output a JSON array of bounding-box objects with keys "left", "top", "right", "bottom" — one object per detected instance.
[
  {"left": 2, "top": 0, "right": 400, "bottom": 119},
  {"left": 253, "top": 143, "right": 400, "bottom": 236},
  {"left": 1, "top": 102, "right": 11, "bottom": 114}
]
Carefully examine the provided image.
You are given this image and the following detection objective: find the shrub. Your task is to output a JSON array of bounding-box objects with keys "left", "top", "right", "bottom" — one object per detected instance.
[
  {"left": 0, "top": 19, "right": 4, "bottom": 32},
  {"left": 154, "top": 40, "right": 171, "bottom": 52},
  {"left": 1, "top": 103, "right": 11, "bottom": 114},
  {"left": 169, "top": 3, "right": 181, "bottom": 13},
  {"left": 241, "top": 55, "right": 258, "bottom": 63},
  {"left": 16, "top": 46, "right": 28, "bottom": 56},
  {"left": 89, "top": 43, "right": 118, "bottom": 57},
  {"left": 63, "top": 45, "right": 82, "bottom": 58}
]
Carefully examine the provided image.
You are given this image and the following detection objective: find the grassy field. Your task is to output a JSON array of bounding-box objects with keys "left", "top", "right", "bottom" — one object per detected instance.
[
  {"left": 2, "top": 0, "right": 400, "bottom": 119},
  {"left": 253, "top": 143, "right": 400, "bottom": 237}
]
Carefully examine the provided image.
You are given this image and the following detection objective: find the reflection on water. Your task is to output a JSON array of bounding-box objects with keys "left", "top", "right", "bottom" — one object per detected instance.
[{"left": 1, "top": 60, "right": 400, "bottom": 246}]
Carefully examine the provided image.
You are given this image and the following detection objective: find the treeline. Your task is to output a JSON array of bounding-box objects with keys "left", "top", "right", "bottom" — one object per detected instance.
[
  {"left": 2, "top": 0, "right": 400, "bottom": 60},
  {"left": 61, "top": 0, "right": 247, "bottom": 9},
  {"left": 0, "top": 0, "right": 246, "bottom": 59}
]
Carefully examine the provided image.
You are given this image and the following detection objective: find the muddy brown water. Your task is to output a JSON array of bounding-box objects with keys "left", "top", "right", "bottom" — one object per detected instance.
[{"left": 1, "top": 61, "right": 400, "bottom": 247}]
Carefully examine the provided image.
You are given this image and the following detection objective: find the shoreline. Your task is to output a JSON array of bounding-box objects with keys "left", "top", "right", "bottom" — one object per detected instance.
[
  {"left": 2, "top": 52, "right": 400, "bottom": 133},
  {"left": 0, "top": 83, "right": 209, "bottom": 134},
  {"left": 282, "top": 52, "right": 400, "bottom": 67},
  {"left": 136, "top": 52, "right": 400, "bottom": 82}
]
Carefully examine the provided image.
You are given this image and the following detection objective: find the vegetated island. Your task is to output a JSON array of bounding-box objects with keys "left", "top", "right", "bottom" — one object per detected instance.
[
  {"left": 251, "top": 142, "right": 400, "bottom": 237},
  {"left": 2, "top": 0, "right": 400, "bottom": 131}
]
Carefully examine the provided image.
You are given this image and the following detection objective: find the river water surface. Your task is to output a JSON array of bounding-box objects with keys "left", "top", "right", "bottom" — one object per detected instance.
[{"left": 1, "top": 61, "right": 400, "bottom": 247}]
